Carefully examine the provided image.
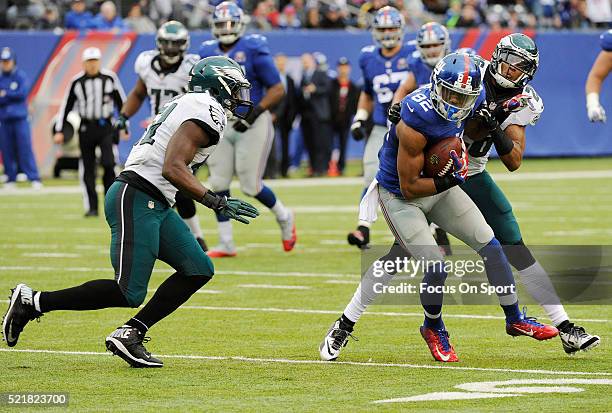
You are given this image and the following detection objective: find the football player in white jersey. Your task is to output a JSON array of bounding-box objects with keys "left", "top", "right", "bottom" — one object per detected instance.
[
  {"left": 116, "top": 21, "right": 208, "bottom": 251},
  {"left": 2, "top": 57, "right": 259, "bottom": 368}
]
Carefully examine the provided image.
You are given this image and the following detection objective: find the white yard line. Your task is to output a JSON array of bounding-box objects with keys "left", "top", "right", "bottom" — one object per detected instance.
[
  {"left": 21, "top": 252, "right": 81, "bottom": 258},
  {"left": 237, "top": 284, "right": 312, "bottom": 290},
  {"left": 1, "top": 170, "right": 612, "bottom": 197},
  {"left": 0, "top": 348, "right": 609, "bottom": 376}
]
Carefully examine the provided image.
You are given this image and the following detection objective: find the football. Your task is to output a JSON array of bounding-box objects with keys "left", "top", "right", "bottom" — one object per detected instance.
[{"left": 423, "top": 137, "right": 463, "bottom": 178}]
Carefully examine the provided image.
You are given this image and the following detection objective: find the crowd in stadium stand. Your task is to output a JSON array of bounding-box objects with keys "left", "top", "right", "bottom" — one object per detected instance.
[{"left": 1, "top": 0, "right": 610, "bottom": 31}]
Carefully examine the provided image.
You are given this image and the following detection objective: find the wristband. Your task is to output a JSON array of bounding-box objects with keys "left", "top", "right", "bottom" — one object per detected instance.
[
  {"left": 433, "top": 175, "right": 460, "bottom": 193},
  {"left": 491, "top": 126, "right": 514, "bottom": 156},
  {"left": 199, "top": 191, "right": 225, "bottom": 210},
  {"left": 119, "top": 113, "right": 130, "bottom": 120},
  {"left": 586, "top": 92, "right": 600, "bottom": 108}
]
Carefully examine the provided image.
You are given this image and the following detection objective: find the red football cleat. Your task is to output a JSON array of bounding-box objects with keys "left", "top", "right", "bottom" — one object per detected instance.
[
  {"left": 206, "top": 244, "right": 237, "bottom": 258},
  {"left": 420, "top": 326, "right": 459, "bottom": 362},
  {"left": 506, "top": 308, "right": 559, "bottom": 341},
  {"left": 278, "top": 210, "right": 296, "bottom": 252}
]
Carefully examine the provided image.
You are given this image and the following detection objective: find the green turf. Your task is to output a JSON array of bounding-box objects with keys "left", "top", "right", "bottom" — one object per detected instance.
[{"left": 0, "top": 158, "right": 610, "bottom": 412}]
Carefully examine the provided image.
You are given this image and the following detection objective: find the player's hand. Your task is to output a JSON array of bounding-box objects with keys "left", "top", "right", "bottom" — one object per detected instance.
[
  {"left": 218, "top": 197, "right": 260, "bottom": 224},
  {"left": 114, "top": 115, "right": 130, "bottom": 139},
  {"left": 475, "top": 106, "right": 499, "bottom": 131},
  {"left": 449, "top": 149, "right": 468, "bottom": 183},
  {"left": 53, "top": 132, "right": 64, "bottom": 144},
  {"left": 502, "top": 93, "right": 530, "bottom": 113},
  {"left": 587, "top": 103, "right": 607, "bottom": 123},
  {"left": 233, "top": 105, "right": 264, "bottom": 133},
  {"left": 387, "top": 102, "right": 401, "bottom": 124},
  {"left": 350, "top": 120, "right": 367, "bottom": 141}
]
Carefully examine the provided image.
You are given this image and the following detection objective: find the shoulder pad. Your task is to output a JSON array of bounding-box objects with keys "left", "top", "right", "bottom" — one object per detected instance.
[
  {"left": 198, "top": 40, "right": 218, "bottom": 57},
  {"left": 359, "top": 45, "right": 376, "bottom": 67},
  {"left": 244, "top": 34, "right": 270, "bottom": 53},
  {"left": 402, "top": 41, "right": 417, "bottom": 54},
  {"left": 601, "top": 29, "right": 612, "bottom": 52},
  {"left": 183, "top": 53, "right": 200, "bottom": 66},
  {"left": 135, "top": 50, "right": 156, "bottom": 75}
]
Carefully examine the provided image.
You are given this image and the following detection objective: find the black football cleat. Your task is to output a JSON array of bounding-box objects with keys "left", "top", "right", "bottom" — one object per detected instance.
[
  {"left": 347, "top": 225, "right": 370, "bottom": 250},
  {"left": 2, "top": 283, "right": 42, "bottom": 347},
  {"left": 105, "top": 326, "right": 163, "bottom": 368}
]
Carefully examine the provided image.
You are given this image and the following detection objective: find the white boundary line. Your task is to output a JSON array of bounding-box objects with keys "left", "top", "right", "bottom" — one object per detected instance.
[{"left": 0, "top": 348, "right": 609, "bottom": 376}]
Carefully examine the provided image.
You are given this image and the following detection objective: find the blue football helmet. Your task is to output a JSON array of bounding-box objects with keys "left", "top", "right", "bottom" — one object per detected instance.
[
  {"left": 455, "top": 47, "right": 477, "bottom": 55},
  {"left": 211, "top": 1, "right": 246, "bottom": 45},
  {"left": 371, "top": 6, "right": 405, "bottom": 49},
  {"left": 416, "top": 22, "right": 451, "bottom": 67},
  {"left": 430, "top": 52, "right": 483, "bottom": 122}
]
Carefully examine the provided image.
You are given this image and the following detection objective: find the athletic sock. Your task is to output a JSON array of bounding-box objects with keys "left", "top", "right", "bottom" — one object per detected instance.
[
  {"left": 478, "top": 238, "right": 520, "bottom": 320},
  {"left": 213, "top": 190, "right": 231, "bottom": 223},
  {"left": 255, "top": 185, "right": 277, "bottom": 209},
  {"left": 39, "top": 279, "right": 130, "bottom": 312},
  {"left": 271, "top": 199, "right": 289, "bottom": 221},
  {"left": 518, "top": 261, "right": 569, "bottom": 326},
  {"left": 420, "top": 263, "right": 447, "bottom": 329},
  {"left": 339, "top": 314, "right": 355, "bottom": 331},
  {"left": 217, "top": 221, "right": 233, "bottom": 246},
  {"left": 129, "top": 272, "right": 210, "bottom": 329},
  {"left": 183, "top": 215, "right": 204, "bottom": 239}
]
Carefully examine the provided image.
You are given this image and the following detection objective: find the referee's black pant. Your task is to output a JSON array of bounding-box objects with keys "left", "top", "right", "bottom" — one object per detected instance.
[{"left": 79, "top": 119, "right": 115, "bottom": 213}]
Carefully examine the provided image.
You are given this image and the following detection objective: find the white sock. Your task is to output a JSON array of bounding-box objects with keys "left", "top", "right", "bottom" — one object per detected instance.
[
  {"left": 271, "top": 199, "right": 289, "bottom": 221},
  {"left": 518, "top": 261, "right": 569, "bottom": 325},
  {"left": 218, "top": 221, "right": 234, "bottom": 246},
  {"left": 343, "top": 263, "right": 395, "bottom": 323},
  {"left": 33, "top": 291, "right": 41, "bottom": 313},
  {"left": 183, "top": 215, "right": 203, "bottom": 239},
  {"left": 357, "top": 220, "right": 371, "bottom": 228}
]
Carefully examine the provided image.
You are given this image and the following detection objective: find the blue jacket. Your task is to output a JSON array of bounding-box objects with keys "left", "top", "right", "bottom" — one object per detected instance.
[
  {"left": 90, "top": 14, "right": 127, "bottom": 31},
  {"left": 64, "top": 10, "right": 94, "bottom": 30},
  {"left": 0, "top": 68, "right": 30, "bottom": 121}
]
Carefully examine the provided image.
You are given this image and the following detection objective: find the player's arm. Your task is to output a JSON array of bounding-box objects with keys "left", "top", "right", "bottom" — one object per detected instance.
[
  {"left": 162, "top": 120, "right": 259, "bottom": 223},
  {"left": 115, "top": 77, "right": 147, "bottom": 138},
  {"left": 392, "top": 72, "right": 417, "bottom": 105},
  {"left": 53, "top": 80, "right": 77, "bottom": 143},
  {"left": 1, "top": 71, "right": 30, "bottom": 102},
  {"left": 498, "top": 124, "right": 526, "bottom": 172},
  {"left": 396, "top": 121, "right": 464, "bottom": 199},
  {"left": 350, "top": 91, "right": 373, "bottom": 141},
  {"left": 258, "top": 82, "right": 285, "bottom": 111},
  {"left": 585, "top": 50, "right": 612, "bottom": 122}
]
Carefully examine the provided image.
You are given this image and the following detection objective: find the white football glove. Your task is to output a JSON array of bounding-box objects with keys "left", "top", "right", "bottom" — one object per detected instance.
[{"left": 587, "top": 93, "right": 607, "bottom": 123}]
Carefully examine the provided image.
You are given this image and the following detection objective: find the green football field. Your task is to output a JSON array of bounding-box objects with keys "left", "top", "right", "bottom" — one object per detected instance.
[{"left": 0, "top": 158, "right": 611, "bottom": 412}]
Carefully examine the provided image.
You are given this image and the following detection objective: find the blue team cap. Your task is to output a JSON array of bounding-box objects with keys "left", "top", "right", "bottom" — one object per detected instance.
[{"left": 0, "top": 47, "right": 14, "bottom": 61}]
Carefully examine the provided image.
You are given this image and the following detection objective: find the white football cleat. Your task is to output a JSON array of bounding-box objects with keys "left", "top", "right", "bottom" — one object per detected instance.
[
  {"left": 319, "top": 319, "right": 356, "bottom": 361},
  {"left": 559, "top": 323, "right": 600, "bottom": 354}
]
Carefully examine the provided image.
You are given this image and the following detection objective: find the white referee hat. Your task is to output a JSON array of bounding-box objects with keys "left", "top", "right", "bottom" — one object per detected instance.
[{"left": 82, "top": 47, "right": 102, "bottom": 62}]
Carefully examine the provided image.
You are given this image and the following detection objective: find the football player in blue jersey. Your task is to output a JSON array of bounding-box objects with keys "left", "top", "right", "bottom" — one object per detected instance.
[
  {"left": 585, "top": 29, "right": 611, "bottom": 122},
  {"left": 392, "top": 22, "right": 454, "bottom": 254},
  {"left": 199, "top": 1, "right": 296, "bottom": 257},
  {"left": 346, "top": 6, "right": 416, "bottom": 249},
  {"left": 320, "top": 53, "right": 558, "bottom": 363}
]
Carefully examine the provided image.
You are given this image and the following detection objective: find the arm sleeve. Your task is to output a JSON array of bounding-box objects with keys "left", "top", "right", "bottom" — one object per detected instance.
[
  {"left": 109, "top": 71, "right": 126, "bottom": 111},
  {"left": 55, "top": 80, "right": 77, "bottom": 133}
]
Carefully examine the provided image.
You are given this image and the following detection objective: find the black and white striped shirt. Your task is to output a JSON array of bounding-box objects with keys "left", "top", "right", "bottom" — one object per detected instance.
[{"left": 55, "top": 69, "right": 126, "bottom": 133}]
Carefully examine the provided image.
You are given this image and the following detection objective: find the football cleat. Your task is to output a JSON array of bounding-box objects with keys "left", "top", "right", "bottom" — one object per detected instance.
[
  {"left": 347, "top": 225, "right": 370, "bottom": 250},
  {"left": 506, "top": 308, "right": 558, "bottom": 340},
  {"left": 2, "top": 283, "right": 42, "bottom": 347},
  {"left": 558, "top": 323, "right": 600, "bottom": 354},
  {"left": 420, "top": 326, "right": 459, "bottom": 362},
  {"left": 105, "top": 326, "right": 163, "bottom": 368},
  {"left": 319, "top": 319, "right": 357, "bottom": 361},
  {"left": 196, "top": 237, "right": 208, "bottom": 253},
  {"left": 278, "top": 210, "right": 297, "bottom": 252},
  {"left": 207, "top": 242, "right": 237, "bottom": 258}
]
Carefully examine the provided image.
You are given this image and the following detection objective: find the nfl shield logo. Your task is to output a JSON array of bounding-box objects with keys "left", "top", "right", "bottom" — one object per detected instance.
[{"left": 148, "top": 201, "right": 155, "bottom": 209}]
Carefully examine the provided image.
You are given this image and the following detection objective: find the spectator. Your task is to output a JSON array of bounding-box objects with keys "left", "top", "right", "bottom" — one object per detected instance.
[
  {"left": 125, "top": 2, "right": 157, "bottom": 33},
  {"left": 253, "top": 0, "right": 280, "bottom": 29},
  {"left": 272, "top": 53, "right": 298, "bottom": 177},
  {"left": 329, "top": 57, "right": 358, "bottom": 176},
  {"left": 279, "top": 4, "right": 302, "bottom": 29},
  {"left": 64, "top": 0, "right": 94, "bottom": 30},
  {"left": 455, "top": 3, "right": 481, "bottom": 27},
  {"left": 298, "top": 52, "right": 333, "bottom": 177},
  {"left": 37, "top": 6, "right": 62, "bottom": 31},
  {"left": 90, "top": 1, "right": 127, "bottom": 31},
  {"left": 305, "top": 0, "right": 321, "bottom": 27},
  {"left": 0, "top": 47, "right": 42, "bottom": 190},
  {"left": 321, "top": 4, "right": 347, "bottom": 28},
  {"left": 358, "top": 0, "right": 388, "bottom": 28}
]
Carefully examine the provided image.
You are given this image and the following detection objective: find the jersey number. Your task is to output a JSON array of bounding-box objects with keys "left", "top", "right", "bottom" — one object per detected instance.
[
  {"left": 467, "top": 138, "right": 493, "bottom": 157},
  {"left": 411, "top": 93, "right": 434, "bottom": 112},
  {"left": 151, "top": 88, "right": 180, "bottom": 115},
  {"left": 139, "top": 102, "right": 177, "bottom": 146},
  {"left": 373, "top": 72, "right": 408, "bottom": 104}
]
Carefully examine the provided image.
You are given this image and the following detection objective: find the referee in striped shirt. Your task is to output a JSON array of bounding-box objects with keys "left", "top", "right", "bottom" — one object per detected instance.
[{"left": 53, "top": 47, "right": 126, "bottom": 217}]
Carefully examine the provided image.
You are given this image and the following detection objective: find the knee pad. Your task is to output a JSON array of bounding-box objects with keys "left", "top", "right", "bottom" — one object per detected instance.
[
  {"left": 208, "top": 175, "right": 232, "bottom": 193},
  {"left": 238, "top": 173, "right": 260, "bottom": 197},
  {"left": 503, "top": 239, "right": 536, "bottom": 271}
]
